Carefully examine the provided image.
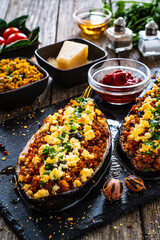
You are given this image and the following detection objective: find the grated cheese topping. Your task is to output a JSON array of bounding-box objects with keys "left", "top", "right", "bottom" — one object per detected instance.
[{"left": 18, "top": 97, "right": 109, "bottom": 198}]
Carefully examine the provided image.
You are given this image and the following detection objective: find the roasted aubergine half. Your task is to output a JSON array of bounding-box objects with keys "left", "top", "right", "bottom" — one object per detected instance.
[
  {"left": 120, "top": 79, "right": 160, "bottom": 178},
  {"left": 16, "top": 97, "right": 111, "bottom": 211}
]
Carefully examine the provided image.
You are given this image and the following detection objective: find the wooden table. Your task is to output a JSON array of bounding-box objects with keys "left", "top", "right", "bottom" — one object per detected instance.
[{"left": 0, "top": 0, "right": 160, "bottom": 239}]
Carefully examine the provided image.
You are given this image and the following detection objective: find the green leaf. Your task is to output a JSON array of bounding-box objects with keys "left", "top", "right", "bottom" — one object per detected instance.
[
  {"left": 45, "top": 164, "right": 53, "bottom": 170},
  {"left": 8, "top": 15, "right": 29, "bottom": 28},
  {"left": 103, "top": 0, "right": 160, "bottom": 46},
  {"left": 154, "top": 79, "right": 159, "bottom": 84},
  {"left": 0, "top": 19, "right": 7, "bottom": 35},
  {"left": 61, "top": 142, "right": 71, "bottom": 152},
  {"left": 6, "top": 65, "right": 10, "bottom": 72},
  {"left": 143, "top": 168, "right": 151, "bottom": 172},
  {"left": 50, "top": 154, "right": 56, "bottom": 159},
  {"left": 86, "top": 110, "right": 91, "bottom": 114},
  {"left": 114, "top": 2, "right": 125, "bottom": 18},
  {"left": 58, "top": 131, "right": 66, "bottom": 140},
  {"left": 75, "top": 97, "right": 87, "bottom": 104},
  {"left": 49, "top": 147, "right": 57, "bottom": 155},
  {"left": 4, "top": 39, "right": 30, "bottom": 51},
  {"left": 40, "top": 181, "right": 45, "bottom": 188},
  {"left": 42, "top": 146, "right": 50, "bottom": 155},
  {"left": 43, "top": 171, "right": 51, "bottom": 175},
  {"left": 70, "top": 125, "right": 77, "bottom": 133},
  {"left": 0, "top": 43, "right": 5, "bottom": 54},
  {"left": 28, "top": 26, "right": 40, "bottom": 44},
  {"left": 157, "top": 94, "right": 160, "bottom": 100}
]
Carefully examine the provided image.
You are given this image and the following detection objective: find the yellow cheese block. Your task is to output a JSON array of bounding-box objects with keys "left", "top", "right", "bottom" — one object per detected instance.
[{"left": 56, "top": 41, "right": 88, "bottom": 69}]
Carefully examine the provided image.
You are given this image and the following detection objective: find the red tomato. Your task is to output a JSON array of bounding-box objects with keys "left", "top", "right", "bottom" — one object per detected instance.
[
  {"left": 0, "top": 36, "right": 5, "bottom": 45},
  {"left": 6, "top": 33, "right": 28, "bottom": 45},
  {"left": 2, "top": 27, "right": 21, "bottom": 40}
]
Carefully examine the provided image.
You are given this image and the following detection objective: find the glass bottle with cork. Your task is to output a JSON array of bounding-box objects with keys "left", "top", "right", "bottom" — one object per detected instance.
[
  {"left": 106, "top": 17, "right": 133, "bottom": 53},
  {"left": 138, "top": 20, "right": 160, "bottom": 57}
]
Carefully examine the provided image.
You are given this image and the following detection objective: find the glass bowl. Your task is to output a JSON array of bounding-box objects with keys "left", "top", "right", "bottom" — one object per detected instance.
[
  {"left": 88, "top": 58, "right": 150, "bottom": 105},
  {"left": 73, "top": 8, "right": 111, "bottom": 35}
]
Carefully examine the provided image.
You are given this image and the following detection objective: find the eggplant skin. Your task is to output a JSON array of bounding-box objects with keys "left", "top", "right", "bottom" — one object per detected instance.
[
  {"left": 118, "top": 79, "right": 160, "bottom": 178},
  {"left": 15, "top": 98, "right": 112, "bottom": 212},
  {"left": 15, "top": 137, "right": 111, "bottom": 212}
]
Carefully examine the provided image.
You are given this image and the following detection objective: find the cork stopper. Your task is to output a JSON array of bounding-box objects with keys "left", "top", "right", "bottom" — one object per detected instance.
[
  {"left": 145, "top": 20, "right": 158, "bottom": 36},
  {"left": 114, "top": 17, "right": 126, "bottom": 33}
]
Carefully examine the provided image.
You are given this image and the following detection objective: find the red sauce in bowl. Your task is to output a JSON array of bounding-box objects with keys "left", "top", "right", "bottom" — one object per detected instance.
[
  {"left": 100, "top": 70, "right": 142, "bottom": 86},
  {"left": 95, "top": 69, "right": 144, "bottom": 104}
]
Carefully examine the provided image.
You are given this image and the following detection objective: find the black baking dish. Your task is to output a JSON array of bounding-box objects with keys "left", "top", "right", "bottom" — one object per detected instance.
[
  {"left": 0, "top": 57, "right": 49, "bottom": 111},
  {"left": 35, "top": 38, "right": 108, "bottom": 87}
]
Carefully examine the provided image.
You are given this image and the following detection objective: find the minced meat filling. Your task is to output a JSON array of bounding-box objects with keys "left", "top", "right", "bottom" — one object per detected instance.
[
  {"left": 121, "top": 79, "right": 160, "bottom": 172},
  {"left": 18, "top": 97, "right": 109, "bottom": 199}
]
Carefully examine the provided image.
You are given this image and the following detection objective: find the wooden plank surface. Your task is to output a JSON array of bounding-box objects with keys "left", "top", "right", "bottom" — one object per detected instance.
[{"left": 0, "top": 0, "right": 160, "bottom": 240}]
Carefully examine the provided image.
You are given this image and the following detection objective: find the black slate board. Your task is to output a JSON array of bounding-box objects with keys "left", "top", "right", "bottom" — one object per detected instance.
[{"left": 0, "top": 74, "right": 160, "bottom": 240}]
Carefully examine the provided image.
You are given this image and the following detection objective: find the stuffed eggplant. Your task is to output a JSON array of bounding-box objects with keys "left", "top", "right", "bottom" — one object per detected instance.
[
  {"left": 120, "top": 78, "right": 160, "bottom": 175},
  {"left": 16, "top": 97, "right": 111, "bottom": 211}
]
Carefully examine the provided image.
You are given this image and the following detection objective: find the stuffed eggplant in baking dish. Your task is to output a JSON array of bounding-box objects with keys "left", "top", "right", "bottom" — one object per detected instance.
[
  {"left": 16, "top": 97, "right": 111, "bottom": 211},
  {"left": 120, "top": 79, "right": 160, "bottom": 175}
]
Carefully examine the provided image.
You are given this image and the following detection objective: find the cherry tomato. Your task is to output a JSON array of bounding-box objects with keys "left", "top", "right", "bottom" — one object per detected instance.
[
  {"left": 2, "top": 27, "right": 21, "bottom": 40},
  {"left": 0, "top": 36, "right": 5, "bottom": 45},
  {"left": 6, "top": 33, "right": 28, "bottom": 45}
]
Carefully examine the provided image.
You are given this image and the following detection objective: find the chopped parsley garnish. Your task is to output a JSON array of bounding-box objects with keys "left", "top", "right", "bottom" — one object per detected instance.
[
  {"left": 150, "top": 109, "right": 156, "bottom": 115},
  {"left": 74, "top": 105, "right": 85, "bottom": 118},
  {"left": 144, "top": 139, "right": 159, "bottom": 149},
  {"left": 61, "top": 142, "right": 71, "bottom": 152},
  {"left": 42, "top": 146, "right": 50, "bottom": 155},
  {"left": 86, "top": 110, "right": 91, "bottom": 114},
  {"left": 151, "top": 132, "right": 160, "bottom": 140},
  {"left": 6, "top": 65, "right": 10, "bottom": 72},
  {"left": 40, "top": 181, "right": 45, "bottom": 188},
  {"left": 59, "top": 155, "right": 63, "bottom": 160},
  {"left": 156, "top": 104, "right": 160, "bottom": 113},
  {"left": 143, "top": 168, "right": 151, "bottom": 172},
  {"left": 150, "top": 119, "right": 160, "bottom": 128},
  {"left": 74, "top": 110, "right": 81, "bottom": 118},
  {"left": 75, "top": 97, "right": 88, "bottom": 105},
  {"left": 43, "top": 171, "right": 51, "bottom": 175},
  {"left": 42, "top": 146, "right": 57, "bottom": 159},
  {"left": 69, "top": 118, "right": 74, "bottom": 124},
  {"left": 58, "top": 131, "right": 66, "bottom": 140},
  {"left": 146, "top": 149, "right": 152, "bottom": 155},
  {"left": 154, "top": 79, "right": 159, "bottom": 84},
  {"left": 70, "top": 125, "right": 77, "bottom": 133},
  {"left": 144, "top": 139, "right": 150, "bottom": 145},
  {"left": 45, "top": 164, "right": 53, "bottom": 170}
]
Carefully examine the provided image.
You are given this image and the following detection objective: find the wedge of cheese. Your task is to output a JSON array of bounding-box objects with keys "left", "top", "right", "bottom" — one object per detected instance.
[{"left": 56, "top": 41, "right": 88, "bottom": 70}]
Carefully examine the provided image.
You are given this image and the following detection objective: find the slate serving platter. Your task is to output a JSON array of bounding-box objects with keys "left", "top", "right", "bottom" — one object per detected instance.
[{"left": 0, "top": 73, "right": 160, "bottom": 240}]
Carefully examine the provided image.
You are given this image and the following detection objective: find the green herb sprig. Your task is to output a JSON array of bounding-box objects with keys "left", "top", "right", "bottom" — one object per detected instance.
[{"left": 103, "top": 0, "right": 160, "bottom": 45}]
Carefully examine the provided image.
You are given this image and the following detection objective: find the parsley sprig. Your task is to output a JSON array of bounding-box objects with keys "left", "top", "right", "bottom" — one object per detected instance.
[
  {"left": 144, "top": 139, "right": 159, "bottom": 150},
  {"left": 103, "top": 0, "right": 160, "bottom": 45},
  {"left": 42, "top": 146, "right": 57, "bottom": 159},
  {"left": 58, "top": 131, "right": 66, "bottom": 140}
]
